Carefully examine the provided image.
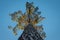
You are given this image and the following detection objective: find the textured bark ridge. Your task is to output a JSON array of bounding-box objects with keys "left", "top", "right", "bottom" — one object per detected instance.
[{"left": 18, "top": 24, "right": 43, "bottom": 40}]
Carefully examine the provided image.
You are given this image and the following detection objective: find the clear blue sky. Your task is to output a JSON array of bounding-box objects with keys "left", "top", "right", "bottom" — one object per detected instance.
[{"left": 0, "top": 0, "right": 60, "bottom": 40}]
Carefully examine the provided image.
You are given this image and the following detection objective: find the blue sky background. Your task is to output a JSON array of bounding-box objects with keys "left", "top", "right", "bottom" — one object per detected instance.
[{"left": 0, "top": 0, "right": 60, "bottom": 40}]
